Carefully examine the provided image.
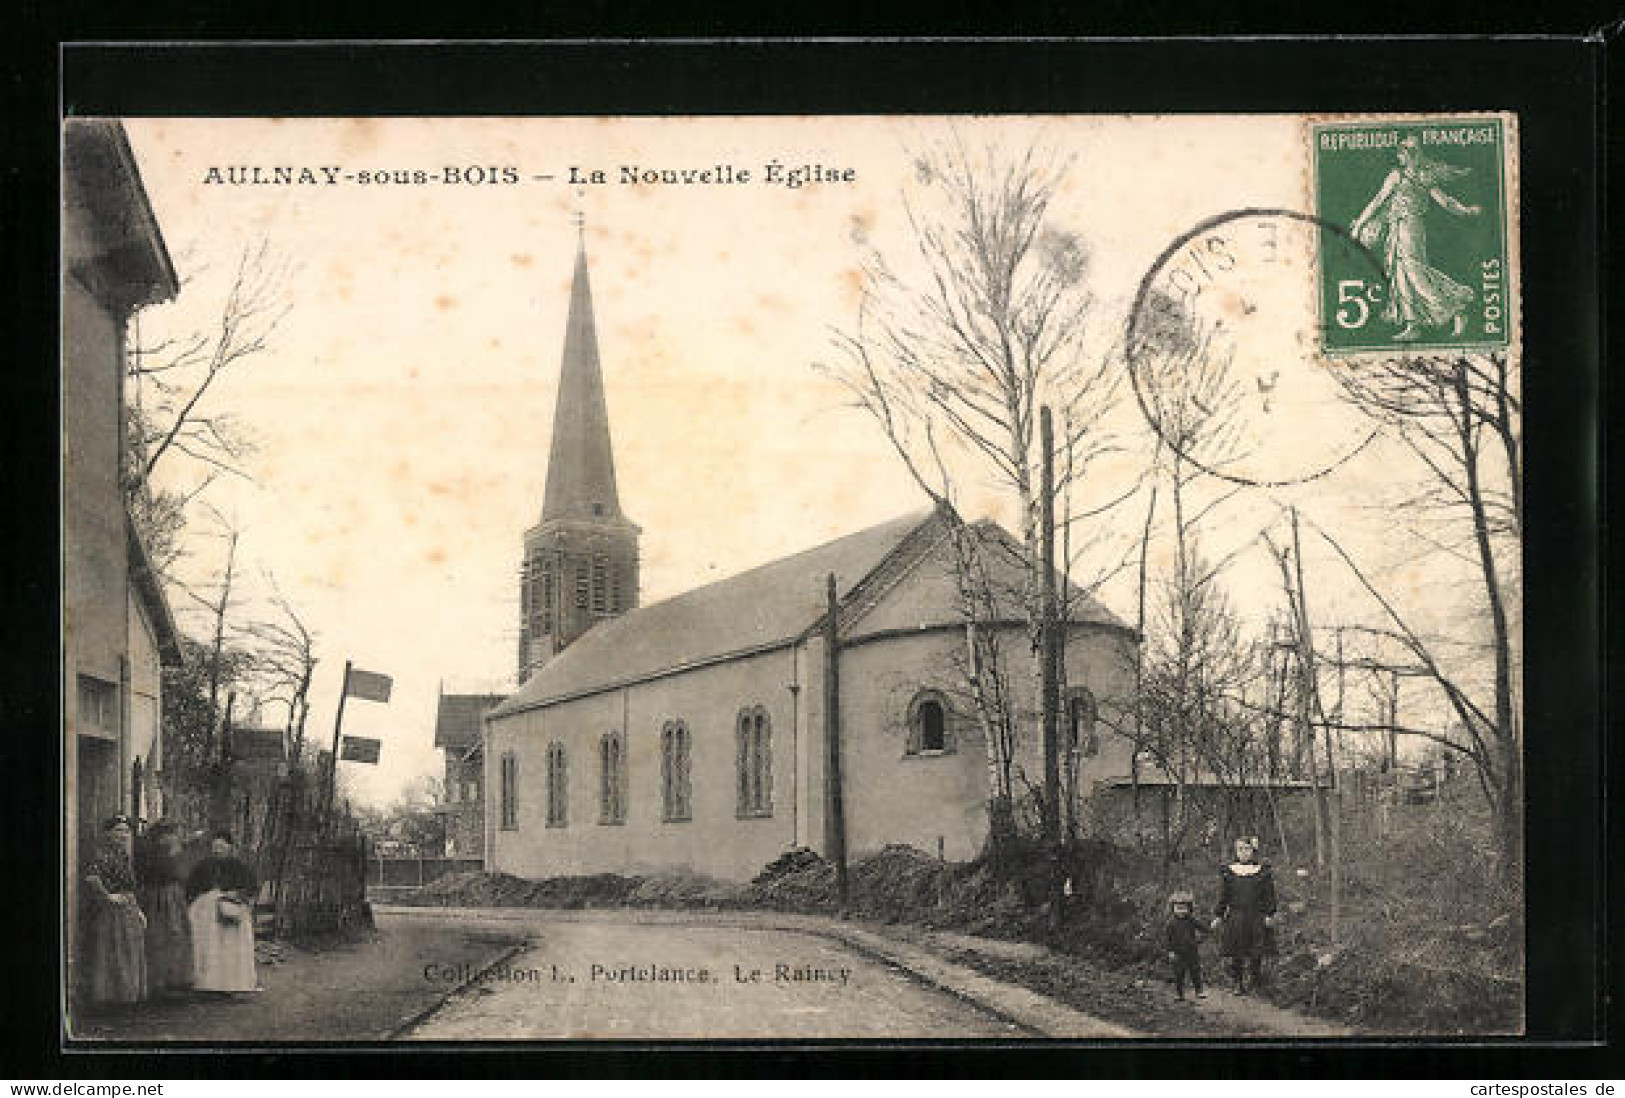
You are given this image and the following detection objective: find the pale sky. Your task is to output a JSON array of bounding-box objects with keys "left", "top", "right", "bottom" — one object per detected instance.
[{"left": 119, "top": 116, "right": 1515, "bottom": 805}]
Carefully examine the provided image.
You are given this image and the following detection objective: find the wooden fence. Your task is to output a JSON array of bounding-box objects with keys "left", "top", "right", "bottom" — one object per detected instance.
[{"left": 367, "top": 855, "right": 483, "bottom": 888}]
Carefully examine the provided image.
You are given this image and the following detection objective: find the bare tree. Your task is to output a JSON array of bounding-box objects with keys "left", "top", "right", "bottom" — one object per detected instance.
[
  {"left": 1326, "top": 351, "right": 1521, "bottom": 877},
  {"left": 124, "top": 237, "right": 291, "bottom": 584},
  {"left": 1104, "top": 286, "right": 1269, "bottom": 863},
  {"left": 822, "top": 134, "right": 1127, "bottom": 856},
  {"left": 128, "top": 237, "right": 290, "bottom": 484},
  {"left": 173, "top": 508, "right": 249, "bottom": 724},
  {"left": 244, "top": 575, "right": 320, "bottom": 761}
]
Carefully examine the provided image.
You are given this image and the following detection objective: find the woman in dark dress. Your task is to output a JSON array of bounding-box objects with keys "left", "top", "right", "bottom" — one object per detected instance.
[
  {"left": 1211, "top": 835, "right": 1277, "bottom": 994},
  {"left": 81, "top": 816, "right": 148, "bottom": 1006},
  {"left": 135, "top": 822, "right": 193, "bottom": 995},
  {"left": 185, "top": 831, "right": 259, "bottom": 993}
]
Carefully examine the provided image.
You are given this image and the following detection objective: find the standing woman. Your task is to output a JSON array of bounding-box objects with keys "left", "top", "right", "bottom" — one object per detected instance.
[
  {"left": 135, "top": 822, "right": 192, "bottom": 995},
  {"left": 1211, "top": 835, "right": 1278, "bottom": 995},
  {"left": 186, "top": 831, "right": 259, "bottom": 993},
  {"left": 81, "top": 816, "right": 148, "bottom": 1006}
]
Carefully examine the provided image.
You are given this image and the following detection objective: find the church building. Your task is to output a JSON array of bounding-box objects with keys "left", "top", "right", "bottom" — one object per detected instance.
[{"left": 482, "top": 233, "right": 1139, "bottom": 882}]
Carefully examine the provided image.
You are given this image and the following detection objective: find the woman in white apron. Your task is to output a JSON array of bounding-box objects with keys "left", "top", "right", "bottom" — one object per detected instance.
[{"left": 185, "top": 831, "right": 259, "bottom": 993}]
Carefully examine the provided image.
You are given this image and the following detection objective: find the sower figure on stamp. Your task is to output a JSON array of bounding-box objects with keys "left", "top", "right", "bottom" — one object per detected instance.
[
  {"left": 1165, "top": 889, "right": 1206, "bottom": 1000},
  {"left": 1211, "top": 835, "right": 1277, "bottom": 995},
  {"left": 1350, "top": 135, "right": 1483, "bottom": 342}
]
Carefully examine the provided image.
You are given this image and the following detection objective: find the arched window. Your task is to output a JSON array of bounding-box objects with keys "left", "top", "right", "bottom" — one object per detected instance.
[
  {"left": 545, "top": 742, "right": 568, "bottom": 828},
  {"left": 1067, "top": 687, "right": 1100, "bottom": 757},
  {"left": 736, "top": 706, "right": 772, "bottom": 817},
  {"left": 661, "top": 721, "right": 692, "bottom": 822},
  {"left": 906, "top": 690, "right": 954, "bottom": 755},
  {"left": 598, "top": 732, "right": 627, "bottom": 824},
  {"left": 499, "top": 751, "right": 519, "bottom": 830}
]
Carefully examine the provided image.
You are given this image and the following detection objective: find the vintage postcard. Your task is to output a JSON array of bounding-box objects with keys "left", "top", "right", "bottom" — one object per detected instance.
[{"left": 63, "top": 112, "right": 1524, "bottom": 1041}]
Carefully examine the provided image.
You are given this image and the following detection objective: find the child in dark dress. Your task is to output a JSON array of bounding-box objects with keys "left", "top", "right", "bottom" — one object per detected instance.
[
  {"left": 1165, "top": 889, "right": 1206, "bottom": 1000},
  {"left": 1212, "top": 835, "right": 1278, "bottom": 994}
]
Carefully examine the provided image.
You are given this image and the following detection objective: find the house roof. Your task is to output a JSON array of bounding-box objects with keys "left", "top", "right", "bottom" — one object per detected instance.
[
  {"left": 489, "top": 507, "right": 1131, "bottom": 719},
  {"left": 63, "top": 120, "right": 179, "bottom": 311},
  {"left": 435, "top": 693, "right": 506, "bottom": 749},
  {"left": 125, "top": 510, "right": 183, "bottom": 667},
  {"left": 229, "top": 725, "right": 287, "bottom": 763}
]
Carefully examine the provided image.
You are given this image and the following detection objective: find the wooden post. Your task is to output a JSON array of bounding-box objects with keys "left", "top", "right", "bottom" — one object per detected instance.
[
  {"left": 1132, "top": 485, "right": 1157, "bottom": 831},
  {"left": 324, "top": 660, "right": 353, "bottom": 822},
  {"left": 1387, "top": 668, "right": 1401, "bottom": 772},
  {"left": 1040, "top": 407, "right": 1063, "bottom": 926},
  {"left": 209, "top": 692, "right": 237, "bottom": 834},
  {"left": 823, "top": 575, "right": 849, "bottom": 914},
  {"left": 936, "top": 835, "right": 947, "bottom": 910},
  {"left": 1291, "top": 510, "right": 1340, "bottom": 943},
  {"left": 1271, "top": 545, "right": 1324, "bottom": 872}
]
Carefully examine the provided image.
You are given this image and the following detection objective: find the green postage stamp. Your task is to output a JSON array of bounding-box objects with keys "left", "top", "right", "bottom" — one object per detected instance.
[{"left": 1313, "top": 115, "right": 1514, "bottom": 355}]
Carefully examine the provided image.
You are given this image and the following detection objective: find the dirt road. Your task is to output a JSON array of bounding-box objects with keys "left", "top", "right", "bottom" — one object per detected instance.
[{"left": 407, "top": 916, "right": 1028, "bottom": 1040}]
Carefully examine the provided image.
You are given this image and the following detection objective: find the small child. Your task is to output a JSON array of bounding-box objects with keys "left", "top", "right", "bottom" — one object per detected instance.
[{"left": 1165, "top": 889, "right": 1206, "bottom": 1000}]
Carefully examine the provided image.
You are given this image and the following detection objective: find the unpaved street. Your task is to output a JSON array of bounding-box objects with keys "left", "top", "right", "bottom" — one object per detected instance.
[{"left": 407, "top": 915, "right": 1025, "bottom": 1040}]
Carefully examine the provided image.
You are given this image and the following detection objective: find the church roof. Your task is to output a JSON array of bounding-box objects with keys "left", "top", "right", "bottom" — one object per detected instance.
[
  {"left": 492, "top": 510, "right": 932, "bottom": 716},
  {"left": 540, "top": 241, "right": 630, "bottom": 527},
  {"left": 489, "top": 507, "right": 1129, "bottom": 718}
]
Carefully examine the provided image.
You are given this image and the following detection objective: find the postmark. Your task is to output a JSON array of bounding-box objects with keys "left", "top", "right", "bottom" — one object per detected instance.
[
  {"left": 1312, "top": 116, "right": 1513, "bottom": 355},
  {"left": 1125, "top": 208, "right": 1383, "bottom": 488}
]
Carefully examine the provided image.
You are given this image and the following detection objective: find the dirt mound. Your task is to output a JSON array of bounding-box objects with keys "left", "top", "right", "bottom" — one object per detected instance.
[
  {"left": 411, "top": 870, "right": 537, "bottom": 906},
  {"left": 403, "top": 870, "right": 643, "bottom": 908},
  {"left": 752, "top": 846, "right": 826, "bottom": 885},
  {"left": 848, "top": 844, "right": 947, "bottom": 922},
  {"left": 745, "top": 850, "right": 837, "bottom": 912},
  {"left": 626, "top": 870, "right": 735, "bottom": 908}
]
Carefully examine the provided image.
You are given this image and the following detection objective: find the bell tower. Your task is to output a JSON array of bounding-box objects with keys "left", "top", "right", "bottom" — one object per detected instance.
[{"left": 517, "top": 217, "right": 640, "bottom": 683}]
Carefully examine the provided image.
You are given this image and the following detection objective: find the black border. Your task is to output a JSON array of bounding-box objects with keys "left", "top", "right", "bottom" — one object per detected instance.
[{"left": 5, "top": 34, "right": 1610, "bottom": 1078}]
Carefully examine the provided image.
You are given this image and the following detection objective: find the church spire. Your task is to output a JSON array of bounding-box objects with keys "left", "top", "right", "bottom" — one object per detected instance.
[
  {"left": 541, "top": 223, "right": 626, "bottom": 525},
  {"left": 518, "top": 217, "right": 641, "bottom": 683}
]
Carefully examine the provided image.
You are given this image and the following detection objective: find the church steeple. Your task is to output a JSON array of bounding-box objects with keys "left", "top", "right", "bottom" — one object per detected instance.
[
  {"left": 517, "top": 219, "right": 641, "bottom": 683},
  {"left": 541, "top": 229, "right": 625, "bottom": 525}
]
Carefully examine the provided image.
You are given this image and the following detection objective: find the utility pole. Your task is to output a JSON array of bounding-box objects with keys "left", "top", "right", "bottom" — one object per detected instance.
[
  {"left": 1269, "top": 542, "right": 1324, "bottom": 872},
  {"left": 824, "top": 575, "right": 849, "bottom": 915},
  {"left": 324, "top": 660, "right": 353, "bottom": 821},
  {"left": 1387, "top": 668, "right": 1401, "bottom": 772},
  {"left": 1040, "top": 407, "right": 1063, "bottom": 926},
  {"left": 209, "top": 691, "right": 236, "bottom": 833},
  {"left": 1291, "top": 509, "right": 1341, "bottom": 943}
]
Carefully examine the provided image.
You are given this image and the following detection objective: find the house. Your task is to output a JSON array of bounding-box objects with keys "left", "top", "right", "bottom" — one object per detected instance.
[
  {"left": 433, "top": 690, "right": 504, "bottom": 856},
  {"left": 229, "top": 723, "right": 290, "bottom": 774},
  {"left": 63, "top": 119, "right": 184, "bottom": 983},
  {"left": 481, "top": 234, "right": 1139, "bottom": 882}
]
